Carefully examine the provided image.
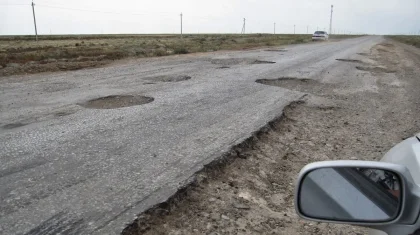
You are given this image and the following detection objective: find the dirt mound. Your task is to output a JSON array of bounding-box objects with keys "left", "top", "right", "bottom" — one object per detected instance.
[{"left": 80, "top": 95, "right": 154, "bottom": 109}]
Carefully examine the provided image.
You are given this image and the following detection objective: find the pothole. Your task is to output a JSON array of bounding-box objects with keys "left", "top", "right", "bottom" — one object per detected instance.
[
  {"left": 256, "top": 77, "right": 337, "bottom": 98},
  {"left": 356, "top": 66, "right": 396, "bottom": 73},
  {"left": 2, "top": 122, "right": 27, "bottom": 129},
  {"left": 257, "top": 77, "right": 312, "bottom": 85},
  {"left": 217, "top": 66, "right": 230, "bottom": 69},
  {"left": 211, "top": 58, "right": 275, "bottom": 66},
  {"left": 80, "top": 95, "right": 154, "bottom": 109},
  {"left": 336, "top": 59, "right": 362, "bottom": 63},
  {"left": 252, "top": 60, "right": 276, "bottom": 64},
  {"left": 378, "top": 43, "right": 395, "bottom": 48},
  {"left": 211, "top": 58, "right": 253, "bottom": 65},
  {"left": 54, "top": 110, "right": 77, "bottom": 117},
  {"left": 265, "top": 49, "right": 288, "bottom": 52},
  {"left": 357, "top": 53, "right": 369, "bottom": 56},
  {"left": 145, "top": 75, "right": 191, "bottom": 83}
]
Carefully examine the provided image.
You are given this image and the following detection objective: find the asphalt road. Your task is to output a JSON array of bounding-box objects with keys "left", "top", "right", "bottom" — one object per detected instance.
[{"left": 0, "top": 36, "right": 382, "bottom": 234}]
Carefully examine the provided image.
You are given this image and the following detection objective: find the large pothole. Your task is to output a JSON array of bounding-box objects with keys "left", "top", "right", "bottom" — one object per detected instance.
[
  {"left": 80, "top": 95, "right": 154, "bottom": 109},
  {"left": 145, "top": 75, "right": 191, "bottom": 83}
]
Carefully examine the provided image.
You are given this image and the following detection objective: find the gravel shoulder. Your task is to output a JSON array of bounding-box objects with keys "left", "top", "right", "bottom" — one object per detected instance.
[{"left": 123, "top": 39, "right": 420, "bottom": 234}]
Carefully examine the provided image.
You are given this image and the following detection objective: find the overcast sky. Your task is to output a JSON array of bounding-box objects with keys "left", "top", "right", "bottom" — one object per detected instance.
[{"left": 1, "top": 0, "right": 419, "bottom": 35}]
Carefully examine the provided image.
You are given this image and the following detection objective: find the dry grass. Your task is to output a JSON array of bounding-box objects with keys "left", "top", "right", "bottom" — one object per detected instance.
[
  {"left": 388, "top": 35, "right": 420, "bottom": 48},
  {"left": 0, "top": 34, "right": 359, "bottom": 76}
]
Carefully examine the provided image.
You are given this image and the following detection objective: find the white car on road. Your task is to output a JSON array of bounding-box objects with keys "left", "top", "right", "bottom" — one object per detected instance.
[{"left": 312, "top": 31, "right": 329, "bottom": 41}]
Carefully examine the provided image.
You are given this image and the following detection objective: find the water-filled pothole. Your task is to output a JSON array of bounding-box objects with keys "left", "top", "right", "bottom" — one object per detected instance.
[
  {"left": 80, "top": 95, "right": 154, "bottom": 109},
  {"left": 336, "top": 59, "right": 362, "bottom": 63}
]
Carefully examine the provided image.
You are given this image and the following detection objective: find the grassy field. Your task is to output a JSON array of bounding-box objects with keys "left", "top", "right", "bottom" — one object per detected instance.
[
  {"left": 388, "top": 35, "right": 420, "bottom": 48},
  {"left": 0, "top": 34, "right": 360, "bottom": 76}
]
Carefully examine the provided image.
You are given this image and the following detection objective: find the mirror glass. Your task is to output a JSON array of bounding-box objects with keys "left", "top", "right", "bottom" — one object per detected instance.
[{"left": 299, "top": 167, "right": 401, "bottom": 222}]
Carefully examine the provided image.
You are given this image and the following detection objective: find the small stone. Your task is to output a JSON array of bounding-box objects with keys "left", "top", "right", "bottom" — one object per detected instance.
[
  {"left": 209, "top": 197, "right": 217, "bottom": 202},
  {"left": 350, "top": 157, "right": 358, "bottom": 160},
  {"left": 221, "top": 215, "right": 230, "bottom": 220},
  {"left": 0, "top": 65, "right": 3, "bottom": 69}
]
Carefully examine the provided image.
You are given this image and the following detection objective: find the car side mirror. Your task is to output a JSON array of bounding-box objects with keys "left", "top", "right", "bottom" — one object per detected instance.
[
  {"left": 294, "top": 160, "right": 420, "bottom": 235},
  {"left": 298, "top": 166, "right": 402, "bottom": 222}
]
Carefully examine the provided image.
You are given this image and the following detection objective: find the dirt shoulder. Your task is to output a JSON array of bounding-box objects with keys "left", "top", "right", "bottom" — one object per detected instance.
[
  {"left": 122, "top": 39, "right": 420, "bottom": 235},
  {"left": 0, "top": 34, "right": 359, "bottom": 77}
]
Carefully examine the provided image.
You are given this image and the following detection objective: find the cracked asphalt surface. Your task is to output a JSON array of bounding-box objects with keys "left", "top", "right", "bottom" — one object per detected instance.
[{"left": 0, "top": 36, "right": 382, "bottom": 234}]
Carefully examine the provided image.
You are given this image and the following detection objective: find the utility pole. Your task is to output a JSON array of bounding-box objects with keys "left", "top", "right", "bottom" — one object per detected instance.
[
  {"left": 241, "top": 18, "right": 246, "bottom": 34},
  {"left": 274, "top": 22, "right": 276, "bottom": 34},
  {"left": 31, "top": 0, "right": 38, "bottom": 41},
  {"left": 180, "top": 13, "right": 183, "bottom": 38},
  {"left": 294, "top": 25, "right": 296, "bottom": 34},
  {"left": 329, "top": 5, "right": 333, "bottom": 35}
]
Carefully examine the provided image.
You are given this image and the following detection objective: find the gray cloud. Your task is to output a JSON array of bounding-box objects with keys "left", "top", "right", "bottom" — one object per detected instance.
[{"left": 1, "top": 0, "right": 419, "bottom": 35}]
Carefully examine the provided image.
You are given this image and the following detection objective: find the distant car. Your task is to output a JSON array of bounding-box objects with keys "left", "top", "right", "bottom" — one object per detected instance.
[{"left": 312, "top": 31, "right": 329, "bottom": 41}]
